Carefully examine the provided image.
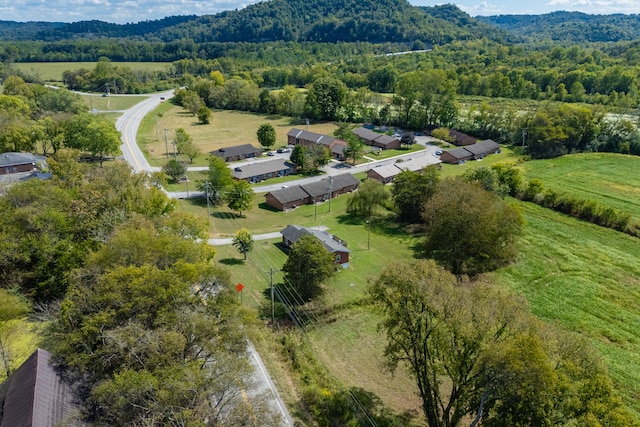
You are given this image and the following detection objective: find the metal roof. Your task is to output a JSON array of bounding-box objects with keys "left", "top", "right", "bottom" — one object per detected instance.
[
  {"left": 0, "top": 152, "right": 43, "bottom": 168},
  {"left": 232, "top": 159, "right": 293, "bottom": 179}
]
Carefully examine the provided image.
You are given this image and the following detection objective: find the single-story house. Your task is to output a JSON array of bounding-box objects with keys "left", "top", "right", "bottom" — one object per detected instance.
[
  {"left": 440, "top": 147, "right": 475, "bottom": 164},
  {"left": 287, "top": 128, "right": 347, "bottom": 160},
  {"left": 440, "top": 140, "right": 501, "bottom": 164},
  {"left": 232, "top": 159, "right": 295, "bottom": 183},
  {"left": 211, "top": 144, "right": 262, "bottom": 162},
  {"left": 281, "top": 224, "right": 350, "bottom": 268},
  {"left": 447, "top": 130, "right": 477, "bottom": 146},
  {"left": 0, "top": 348, "right": 80, "bottom": 427},
  {"left": 352, "top": 127, "right": 401, "bottom": 150},
  {"left": 367, "top": 163, "right": 401, "bottom": 184},
  {"left": 264, "top": 173, "right": 360, "bottom": 211},
  {"left": 265, "top": 186, "right": 312, "bottom": 211},
  {"left": 0, "top": 152, "right": 46, "bottom": 176}
]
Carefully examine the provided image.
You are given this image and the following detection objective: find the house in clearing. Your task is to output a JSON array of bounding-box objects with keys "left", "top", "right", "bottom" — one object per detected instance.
[
  {"left": 0, "top": 348, "right": 80, "bottom": 427},
  {"left": 232, "top": 159, "right": 295, "bottom": 183},
  {"left": 264, "top": 173, "right": 360, "bottom": 211},
  {"left": 0, "top": 152, "right": 46, "bottom": 175},
  {"left": 280, "top": 225, "right": 350, "bottom": 268},
  {"left": 211, "top": 144, "right": 262, "bottom": 162},
  {"left": 286, "top": 128, "right": 347, "bottom": 160},
  {"left": 440, "top": 139, "right": 501, "bottom": 164},
  {"left": 352, "top": 127, "right": 401, "bottom": 150}
]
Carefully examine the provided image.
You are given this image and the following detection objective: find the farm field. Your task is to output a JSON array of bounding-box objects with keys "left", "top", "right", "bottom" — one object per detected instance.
[
  {"left": 521, "top": 153, "right": 640, "bottom": 222},
  {"left": 12, "top": 61, "right": 173, "bottom": 83}
]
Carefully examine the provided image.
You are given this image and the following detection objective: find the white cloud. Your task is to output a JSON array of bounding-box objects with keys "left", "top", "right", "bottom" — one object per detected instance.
[{"left": 546, "top": 0, "right": 640, "bottom": 14}]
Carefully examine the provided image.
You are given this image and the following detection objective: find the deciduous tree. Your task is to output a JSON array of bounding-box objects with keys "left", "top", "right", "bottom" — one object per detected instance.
[
  {"left": 282, "top": 234, "right": 335, "bottom": 301},
  {"left": 347, "top": 179, "right": 389, "bottom": 218},
  {"left": 226, "top": 180, "right": 254, "bottom": 216},
  {"left": 232, "top": 228, "right": 254, "bottom": 260},
  {"left": 392, "top": 167, "right": 439, "bottom": 223},
  {"left": 257, "top": 123, "right": 276, "bottom": 149},
  {"left": 163, "top": 159, "right": 186, "bottom": 183}
]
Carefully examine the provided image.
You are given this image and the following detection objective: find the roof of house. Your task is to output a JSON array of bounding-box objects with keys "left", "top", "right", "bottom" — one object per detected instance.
[
  {"left": 395, "top": 155, "right": 440, "bottom": 172},
  {"left": 287, "top": 128, "right": 304, "bottom": 138},
  {"left": 266, "top": 186, "right": 310, "bottom": 204},
  {"left": 368, "top": 163, "right": 402, "bottom": 179},
  {"left": 0, "top": 152, "right": 44, "bottom": 168},
  {"left": 443, "top": 147, "right": 474, "bottom": 160},
  {"left": 372, "top": 134, "right": 400, "bottom": 146},
  {"left": 464, "top": 139, "right": 500, "bottom": 156},
  {"left": 232, "top": 159, "right": 293, "bottom": 179},
  {"left": 330, "top": 141, "right": 347, "bottom": 156},
  {"left": 352, "top": 127, "right": 381, "bottom": 141},
  {"left": 448, "top": 130, "right": 476, "bottom": 146},
  {"left": 281, "top": 225, "right": 350, "bottom": 254},
  {"left": 211, "top": 144, "right": 262, "bottom": 159},
  {"left": 0, "top": 349, "right": 79, "bottom": 427}
]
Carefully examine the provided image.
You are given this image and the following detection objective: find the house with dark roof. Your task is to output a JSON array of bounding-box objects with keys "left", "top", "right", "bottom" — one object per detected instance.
[
  {"left": 352, "top": 127, "right": 401, "bottom": 150},
  {"left": 367, "top": 163, "right": 402, "bottom": 184},
  {"left": 447, "top": 130, "right": 477, "bottom": 146},
  {"left": 0, "top": 348, "right": 81, "bottom": 427},
  {"left": 281, "top": 225, "right": 350, "bottom": 268},
  {"left": 264, "top": 186, "right": 312, "bottom": 211},
  {"left": 232, "top": 159, "right": 295, "bottom": 183},
  {"left": 211, "top": 144, "right": 262, "bottom": 162},
  {"left": 286, "top": 128, "right": 347, "bottom": 160},
  {"left": 440, "top": 140, "right": 501, "bottom": 164},
  {"left": 0, "top": 153, "right": 46, "bottom": 176},
  {"left": 264, "top": 173, "right": 360, "bottom": 211}
]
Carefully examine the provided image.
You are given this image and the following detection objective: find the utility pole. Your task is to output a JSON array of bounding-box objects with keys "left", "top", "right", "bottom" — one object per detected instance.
[
  {"left": 203, "top": 181, "right": 211, "bottom": 224},
  {"left": 366, "top": 219, "right": 371, "bottom": 250},
  {"left": 522, "top": 129, "right": 527, "bottom": 154},
  {"left": 163, "top": 129, "right": 169, "bottom": 158}
]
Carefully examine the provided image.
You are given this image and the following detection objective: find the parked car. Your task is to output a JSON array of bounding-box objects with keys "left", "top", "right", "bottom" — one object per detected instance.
[
  {"left": 435, "top": 150, "right": 443, "bottom": 156},
  {"left": 267, "top": 151, "right": 275, "bottom": 156}
]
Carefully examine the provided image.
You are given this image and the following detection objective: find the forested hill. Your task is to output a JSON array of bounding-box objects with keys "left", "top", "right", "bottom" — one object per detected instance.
[
  {"left": 0, "top": 1, "right": 507, "bottom": 44},
  {"left": 477, "top": 11, "right": 640, "bottom": 43}
]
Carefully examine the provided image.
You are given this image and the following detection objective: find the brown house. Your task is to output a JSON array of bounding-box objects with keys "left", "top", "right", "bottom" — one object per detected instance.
[
  {"left": 264, "top": 173, "right": 360, "bottom": 211},
  {"left": 440, "top": 140, "right": 501, "bottom": 164},
  {"left": 0, "top": 152, "right": 45, "bottom": 176},
  {"left": 281, "top": 224, "right": 350, "bottom": 268},
  {"left": 211, "top": 144, "right": 262, "bottom": 162},
  {"left": 352, "top": 127, "right": 401, "bottom": 150},
  {"left": 447, "top": 130, "right": 477, "bottom": 146},
  {"left": 366, "top": 163, "right": 401, "bottom": 184},
  {"left": 286, "top": 128, "right": 347, "bottom": 160},
  {"left": 0, "top": 349, "right": 80, "bottom": 427}
]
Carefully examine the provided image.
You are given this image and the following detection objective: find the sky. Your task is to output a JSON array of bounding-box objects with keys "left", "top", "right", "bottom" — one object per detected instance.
[{"left": 2, "top": 0, "right": 640, "bottom": 24}]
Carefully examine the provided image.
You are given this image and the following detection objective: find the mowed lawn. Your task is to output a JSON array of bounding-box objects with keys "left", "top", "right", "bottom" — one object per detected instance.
[
  {"left": 521, "top": 153, "right": 640, "bottom": 223},
  {"left": 138, "top": 105, "right": 341, "bottom": 167}
]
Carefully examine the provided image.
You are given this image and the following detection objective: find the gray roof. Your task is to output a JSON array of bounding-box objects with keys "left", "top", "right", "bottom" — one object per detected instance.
[
  {"left": 444, "top": 147, "right": 473, "bottom": 160},
  {"left": 372, "top": 134, "right": 399, "bottom": 146},
  {"left": 464, "top": 139, "right": 500, "bottom": 156},
  {"left": 211, "top": 144, "right": 261, "bottom": 159},
  {"left": 232, "top": 159, "right": 293, "bottom": 179},
  {"left": 267, "top": 186, "right": 310, "bottom": 204},
  {"left": 287, "top": 128, "right": 304, "bottom": 138},
  {"left": 281, "top": 225, "right": 350, "bottom": 254},
  {"left": 352, "top": 127, "right": 381, "bottom": 141},
  {"left": 0, "top": 349, "right": 80, "bottom": 427},
  {"left": 330, "top": 141, "right": 347, "bottom": 156},
  {"left": 300, "top": 173, "right": 359, "bottom": 198},
  {"left": 368, "top": 163, "right": 402, "bottom": 179},
  {"left": 0, "top": 152, "right": 44, "bottom": 168}
]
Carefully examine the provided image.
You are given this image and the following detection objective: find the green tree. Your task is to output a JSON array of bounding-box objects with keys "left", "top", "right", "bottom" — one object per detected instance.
[
  {"left": 257, "top": 123, "right": 276, "bottom": 149},
  {"left": 197, "top": 106, "right": 212, "bottom": 124},
  {"left": 289, "top": 144, "right": 307, "bottom": 170},
  {"left": 182, "top": 91, "right": 204, "bottom": 116},
  {"left": 343, "top": 136, "right": 364, "bottom": 165},
  {"left": 232, "top": 228, "right": 254, "bottom": 260},
  {"left": 369, "top": 260, "right": 526, "bottom": 427},
  {"left": 205, "top": 156, "right": 233, "bottom": 204},
  {"left": 226, "top": 180, "right": 254, "bottom": 216},
  {"left": 392, "top": 167, "right": 440, "bottom": 223},
  {"left": 347, "top": 179, "right": 389, "bottom": 218},
  {"left": 173, "top": 127, "right": 192, "bottom": 154},
  {"left": 423, "top": 179, "right": 524, "bottom": 275},
  {"left": 282, "top": 234, "right": 335, "bottom": 301},
  {"left": 163, "top": 159, "right": 186, "bottom": 183},
  {"left": 305, "top": 77, "right": 347, "bottom": 120}
]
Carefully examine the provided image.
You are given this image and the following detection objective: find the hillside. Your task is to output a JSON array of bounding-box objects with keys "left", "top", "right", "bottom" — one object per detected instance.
[
  {"left": 0, "top": 1, "right": 506, "bottom": 45},
  {"left": 478, "top": 11, "right": 640, "bottom": 43}
]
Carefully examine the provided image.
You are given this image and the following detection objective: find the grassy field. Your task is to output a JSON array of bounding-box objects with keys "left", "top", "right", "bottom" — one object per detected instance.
[
  {"left": 137, "top": 105, "right": 345, "bottom": 167},
  {"left": 12, "top": 62, "right": 173, "bottom": 83},
  {"left": 492, "top": 201, "right": 640, "bottom": 415},
  {"left": 83, "top": 94, "right": 150, "bottom": 112},
  {"left": 521, "top": 153, "right": 640, "bottom": 222}
]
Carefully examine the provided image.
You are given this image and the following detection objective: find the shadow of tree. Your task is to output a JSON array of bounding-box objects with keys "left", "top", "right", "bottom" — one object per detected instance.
[{"left": 218, "top": 258, "right": 244, "bottom": 266}]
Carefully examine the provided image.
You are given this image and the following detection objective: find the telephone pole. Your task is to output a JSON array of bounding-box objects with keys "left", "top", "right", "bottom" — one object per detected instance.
[{"left": 269, "top": 268, "right": 280, "bottom": 324}]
